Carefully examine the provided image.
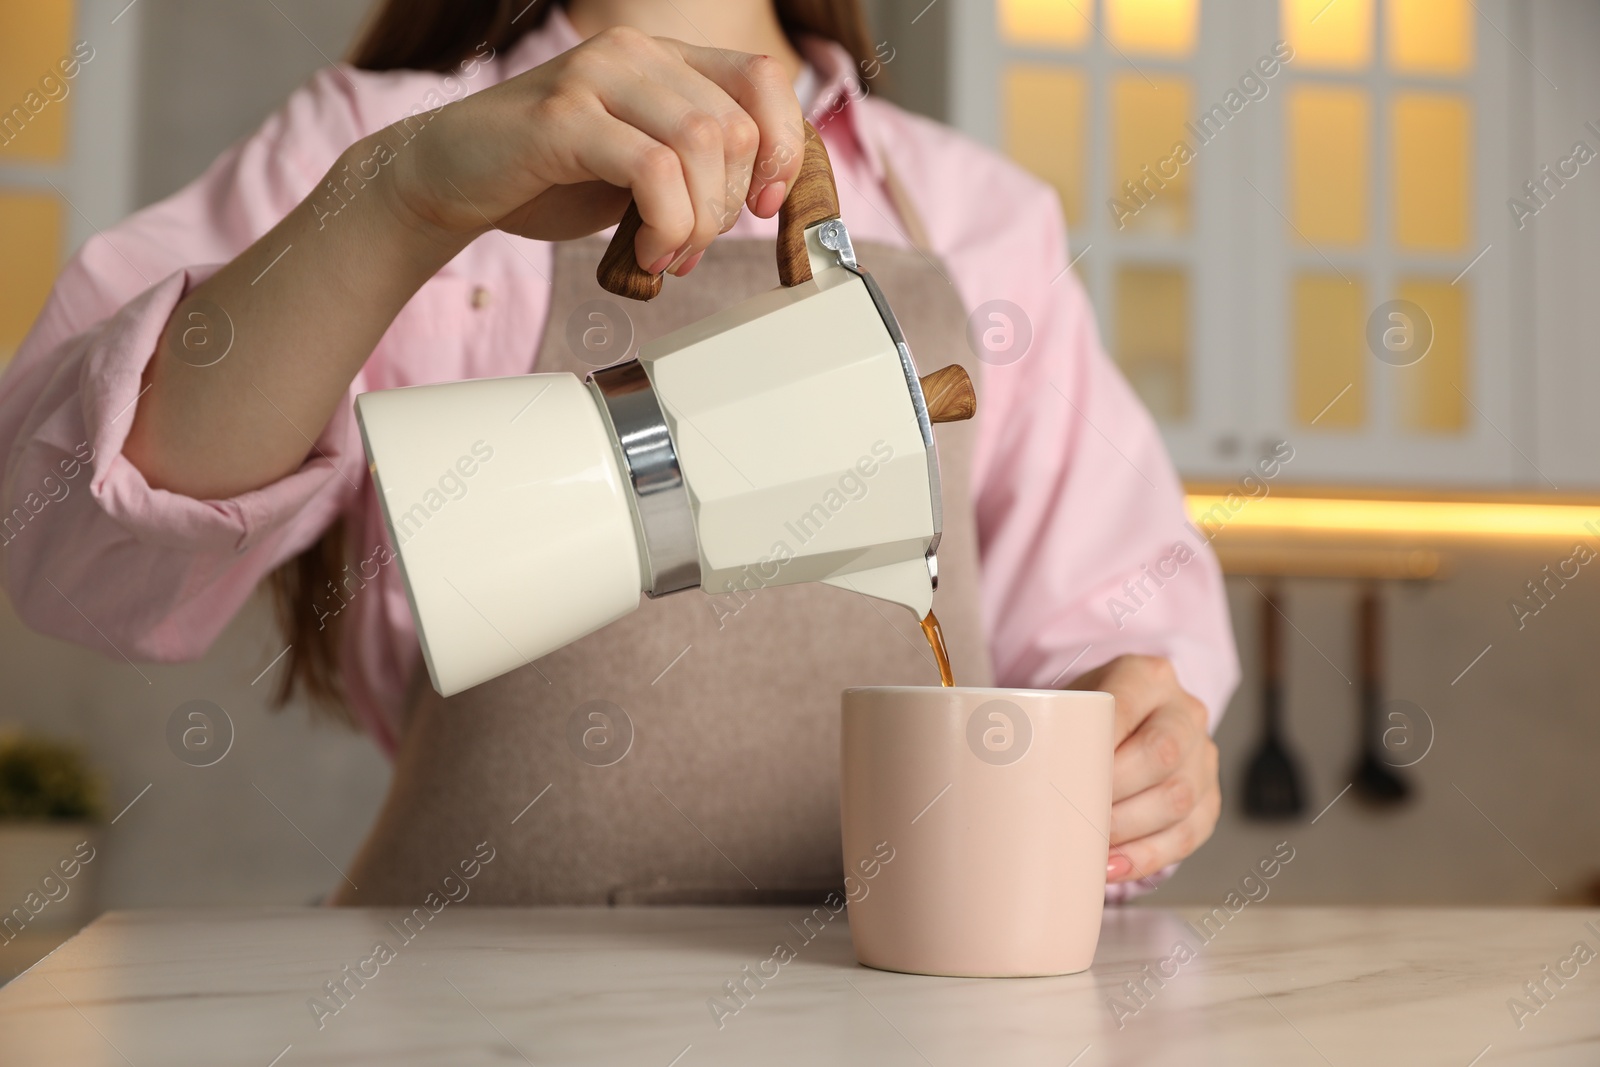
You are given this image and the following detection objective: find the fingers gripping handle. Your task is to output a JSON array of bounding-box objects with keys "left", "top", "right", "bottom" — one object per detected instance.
[
  {"left": 596, "top": 122, "right": 840, "bottom": 301},
  {"left": 592, "top": 124, "right": 976, "bottom": 424}
]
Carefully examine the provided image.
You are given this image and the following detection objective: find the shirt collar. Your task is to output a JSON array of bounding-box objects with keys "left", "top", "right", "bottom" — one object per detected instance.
[{"left": 500, "top": 12, "right": 884, "bottom": 183}]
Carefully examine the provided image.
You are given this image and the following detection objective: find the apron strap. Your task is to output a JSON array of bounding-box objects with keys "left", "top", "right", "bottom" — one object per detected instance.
[{"left": 879, "top": 153, "right": 935, "bottom": 255}]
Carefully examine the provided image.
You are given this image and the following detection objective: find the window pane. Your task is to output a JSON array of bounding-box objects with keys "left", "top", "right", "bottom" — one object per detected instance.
[
  {"left": 1396, "top": 279, "right": 1468, "bottom": 433},
  {"left": 1393, "top": 93, "right": 1471, "bottom": 251},
  {"left": 999, "top": 0, "right": 1092, "bottom": 49},
  {"left": 1293, "top": 273, "right": 1366, "bottom": 428},
  {"left": 0, "top": 1, "right": 76, "bottom": 162},
  {"left": 0, "top": 192, "right": 62, "bottom": 364},
  {"left": 1282, "top": 0, "right": 1373, "bottom": 71},
  {"left": 1106, "top": 0, "right": 1199, "bottom": 58},
  {"left": 1004, "top": 65, "right": 1088, "bottom": 226},
  {"left": 1115, "top": 265, "right": 1189, "bottom": 422},
  {"left": 1111, "top": 74, "right": 1194, "bottom": 235},
  {"left": 1288, "top": 85, "right": 1369, "bottom": 246},
  {"left": 1387, "top": 0, "right": 1473, "bottom": 75}
]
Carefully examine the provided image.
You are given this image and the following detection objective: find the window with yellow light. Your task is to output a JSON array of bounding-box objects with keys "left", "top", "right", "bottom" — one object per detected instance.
[
  {"left": 1282, "top": 0, "right": 1477, "bottom": 438},
  {"left": 997, "top": 0, "right": 1203, "bottom": 424}
]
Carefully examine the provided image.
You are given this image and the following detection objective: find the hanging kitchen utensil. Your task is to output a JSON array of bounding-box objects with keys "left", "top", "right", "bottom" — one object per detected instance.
[
  {"left": 1243, "top": 583, "right": 1307, "bottom": 820},
  {"left": 1350, "top": 584, "right": 1411, "bottom": 806}
]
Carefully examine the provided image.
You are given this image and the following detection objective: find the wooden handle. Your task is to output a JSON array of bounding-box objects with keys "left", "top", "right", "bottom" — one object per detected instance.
[
  {"left": 596, "top": 122, "right": 840, "bottom": 301},
  {"left": 595, "top": 202, "right": 662, "bottom": 301},
  {"left": 920, "top": 365, "right": 976, "bottom": 423},
  {"left": 775, "top": 122, "right": 840, "bottom": 287}
]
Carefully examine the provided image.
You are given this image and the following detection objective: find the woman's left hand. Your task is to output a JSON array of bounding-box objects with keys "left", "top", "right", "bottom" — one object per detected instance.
[{"left": 1067, "top": 654, "right": 1220, "bottom": 885}]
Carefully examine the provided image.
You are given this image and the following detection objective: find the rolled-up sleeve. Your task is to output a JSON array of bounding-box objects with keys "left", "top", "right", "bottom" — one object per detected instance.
[{"left": 0, "top": 68, "right": 365, "bottom": 661}]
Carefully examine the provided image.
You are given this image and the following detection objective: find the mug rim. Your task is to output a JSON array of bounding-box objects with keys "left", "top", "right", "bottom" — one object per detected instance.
[{"left": 842, "top": 685, "right": 1113, "bottom": 699}]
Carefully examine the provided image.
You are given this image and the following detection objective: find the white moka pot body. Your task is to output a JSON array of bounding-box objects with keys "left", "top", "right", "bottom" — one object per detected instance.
[
  {"left": 640, "top": 260, "right": 936, "bottom": 616},
  {"left": 357, "top": 229, "right": 938, "bottom": 697},
  {"left": 356, "top": 374, "right": 645, "bottom": 697}
]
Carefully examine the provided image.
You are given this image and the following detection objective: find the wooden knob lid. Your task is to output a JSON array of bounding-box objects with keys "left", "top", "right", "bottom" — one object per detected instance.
[
  {"left": 920, "top": 365, "right": 976, "bottom": 423},
  {"left": 597, "top": 122, "right": 839, "bottom": 301}
]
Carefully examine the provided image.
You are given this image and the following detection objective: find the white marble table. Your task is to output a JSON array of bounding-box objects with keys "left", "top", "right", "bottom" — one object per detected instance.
[{"left": 1, "top": 906, "right": 1596, "bottom": 1065}]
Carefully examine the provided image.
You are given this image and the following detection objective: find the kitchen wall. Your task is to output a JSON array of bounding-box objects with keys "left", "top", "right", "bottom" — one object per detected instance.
[
  {"left": 134, "top": 0, "right": 374, "bottom": 205},
  {"left": 1163, "top": 556, "right": 1600, "bottom": 906},
  {"left": 2, "top": 0, "right": 1596, "bottom": 920}
]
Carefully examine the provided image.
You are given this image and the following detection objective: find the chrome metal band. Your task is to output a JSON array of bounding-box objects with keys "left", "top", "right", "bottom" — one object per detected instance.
[{"left": 588, "top": 360, "right": 701, "bottom": 598}]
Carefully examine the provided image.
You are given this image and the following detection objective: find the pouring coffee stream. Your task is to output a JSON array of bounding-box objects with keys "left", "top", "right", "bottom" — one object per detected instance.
[
  {"left": 355, "top": 122, "right": 975, "bottom": 696},
  {"left": 915, "top": 366, "right": 974, "bottom": 684},
  {"left": 919, "top": 610, "right": 956, "bottom": 688},
  {"left": 913, "top": 367, "right": 974, "bottom": 687}
]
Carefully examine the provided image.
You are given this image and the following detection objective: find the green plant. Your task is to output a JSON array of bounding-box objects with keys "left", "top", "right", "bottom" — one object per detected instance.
[{"left": 0, "top": 734, "right": 103, "bottom": 821}]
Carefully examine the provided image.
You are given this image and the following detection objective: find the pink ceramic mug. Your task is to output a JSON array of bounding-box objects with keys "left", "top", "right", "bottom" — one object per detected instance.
[{"left": 840, "top": 686, "right": 1115, "bottom": 977}]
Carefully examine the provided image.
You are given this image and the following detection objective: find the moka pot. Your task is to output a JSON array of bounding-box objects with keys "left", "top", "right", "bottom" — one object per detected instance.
[{"left": 355, "top": 124, "right": 976, "bottom": 696}]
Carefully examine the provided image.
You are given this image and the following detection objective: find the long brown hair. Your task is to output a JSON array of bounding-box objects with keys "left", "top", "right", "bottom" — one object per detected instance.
[
  {"left": 270, "top": 0, "right": 874, "bottom": 720},
  {"left": 348, "top": 0, "right": 874, "bottom": 72}
]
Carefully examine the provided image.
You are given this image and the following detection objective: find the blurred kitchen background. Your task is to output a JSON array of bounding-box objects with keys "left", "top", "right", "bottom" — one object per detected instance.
[{"left": 2, "top": 0, "right": 1598, "bottom": 978}]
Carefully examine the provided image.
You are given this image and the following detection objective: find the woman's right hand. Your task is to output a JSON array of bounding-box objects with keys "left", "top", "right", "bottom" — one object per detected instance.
[
  {"left": 127, "top": 28, "right": 807, "bottom": 501},
  {"left": 384, "top": 27, "right": 807, "bottom": 276}
]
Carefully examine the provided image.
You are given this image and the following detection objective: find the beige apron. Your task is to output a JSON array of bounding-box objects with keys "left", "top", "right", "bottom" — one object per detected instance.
[{"left": 338, "top": 224, "right": 991, "bottom": 906}]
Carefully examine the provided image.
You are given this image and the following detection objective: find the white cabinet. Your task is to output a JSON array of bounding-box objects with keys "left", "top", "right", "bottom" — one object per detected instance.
[
  {"left": 1527, "top": 0, "right": 1600, "bottom": 492},
  {"left": 945, "top": 0, "right": 1592, "bottom": 489}
]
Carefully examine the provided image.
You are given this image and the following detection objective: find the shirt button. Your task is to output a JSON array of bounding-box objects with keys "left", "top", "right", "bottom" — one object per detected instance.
[{"left": 471, "top": 286, "right": 492, "bottom": 310}]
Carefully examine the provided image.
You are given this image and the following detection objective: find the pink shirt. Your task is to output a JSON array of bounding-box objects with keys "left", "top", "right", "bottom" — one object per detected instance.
[{"left": 0, "top": 15, "right": 1238, "bottom": 765}]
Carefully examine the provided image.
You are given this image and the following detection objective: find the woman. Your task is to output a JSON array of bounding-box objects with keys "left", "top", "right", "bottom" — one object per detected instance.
[{"left": 0, "top": 0, "right": 1237, "bottom": 904}]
